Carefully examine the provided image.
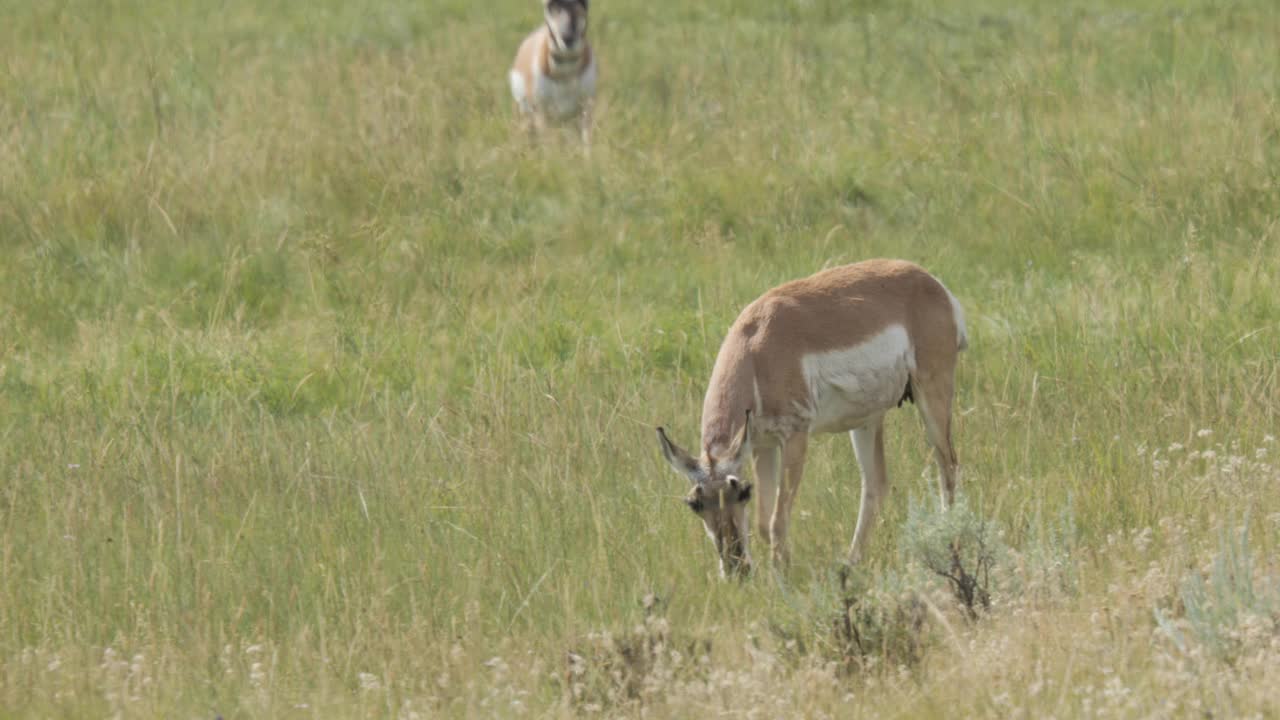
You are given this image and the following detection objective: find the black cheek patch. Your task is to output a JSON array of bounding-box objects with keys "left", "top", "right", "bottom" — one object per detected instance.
[
  {"left": 738, "top": 484, "right": 753, "bottom": 503},
  {"left": 686, "top": 497, "right": 704, "bottom": 513}
]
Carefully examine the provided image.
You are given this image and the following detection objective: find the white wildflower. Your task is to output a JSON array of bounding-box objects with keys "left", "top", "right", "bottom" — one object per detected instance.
[
  {"left": 1132, "top": 527, "right": 1153, "bottom": 552},
  {"left": 358, "top": 672, "right": 381, "bottom": 691},
  {"left": 1102, "top": 675, "right": 1130, "bottom": 701}
]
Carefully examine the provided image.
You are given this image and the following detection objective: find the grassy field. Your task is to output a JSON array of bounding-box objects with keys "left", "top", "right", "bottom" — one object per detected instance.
[{"left": 2, "top": 0, "right": 1279, "bottom": 716}]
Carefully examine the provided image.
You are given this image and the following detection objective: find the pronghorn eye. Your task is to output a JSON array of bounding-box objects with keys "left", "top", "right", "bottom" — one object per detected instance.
[{"left": 685, "top": 497, "right": 704, "bottom": 513}]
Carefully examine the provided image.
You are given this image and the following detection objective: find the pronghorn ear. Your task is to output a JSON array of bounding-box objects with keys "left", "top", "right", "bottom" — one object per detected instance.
[{"left": 657, "top": 427, "right": 702, "bottom": 485}]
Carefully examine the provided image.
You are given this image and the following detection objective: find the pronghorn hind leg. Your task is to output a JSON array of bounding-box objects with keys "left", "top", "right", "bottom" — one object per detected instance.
[
  {"left": 911, "top": 370, "right": 959, "bottom": 509},
  {"left": 513, "top": 109, "right": 537, "bottom": 147},
  {"left": 531, "top": 111, "right": 547, "bottom": 141}
]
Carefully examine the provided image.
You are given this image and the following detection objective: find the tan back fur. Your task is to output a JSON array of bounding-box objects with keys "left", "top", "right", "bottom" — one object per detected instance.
[{"left": 700, "top": 259, "right": 965, "bottom": 460}]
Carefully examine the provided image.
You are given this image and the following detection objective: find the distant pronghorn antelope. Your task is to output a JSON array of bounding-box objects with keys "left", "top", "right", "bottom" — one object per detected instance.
[
  {"left": 508, "top": 0, "right": 595, "bottom": 146},
  {"left": 656, "top": 259, "right": 968, "bottom": 577}
]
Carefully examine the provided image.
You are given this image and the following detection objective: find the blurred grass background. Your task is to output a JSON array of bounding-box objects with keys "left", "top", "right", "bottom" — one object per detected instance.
[{"left": 1, "top": 0, "right": 1278, "bottom": 716}]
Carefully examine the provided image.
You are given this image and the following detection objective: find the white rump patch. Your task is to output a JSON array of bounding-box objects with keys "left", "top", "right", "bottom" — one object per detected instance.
[
  {"left": 800, "top": 325, "right": 914, "bottom": 434},
  {"left": 939, "top": 281, "right": 968, "bottom": 351}
]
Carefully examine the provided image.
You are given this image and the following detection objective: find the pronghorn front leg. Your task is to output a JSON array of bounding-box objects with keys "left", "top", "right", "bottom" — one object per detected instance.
[
  {"left": 847, "top": 417, "right": 889, "bottom": 564},
  {"left": 770, "top": 432, "right": 809, "bottom": 568},
  {"left": 578, "top": 100, "right": 594, "bottom": 155},
  {"left": 751, "top": 444, "right": 781, "bottom": 560}
]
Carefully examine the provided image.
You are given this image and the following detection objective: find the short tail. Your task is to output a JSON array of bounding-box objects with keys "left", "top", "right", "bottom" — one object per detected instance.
[{"left": 942, "top": 284, "right": 968, "bottom": 352}]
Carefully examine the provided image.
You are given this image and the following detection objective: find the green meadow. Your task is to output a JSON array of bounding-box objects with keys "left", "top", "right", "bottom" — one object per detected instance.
[{"left": 2, "top": 0, "right": 1279, "bottom": 716}]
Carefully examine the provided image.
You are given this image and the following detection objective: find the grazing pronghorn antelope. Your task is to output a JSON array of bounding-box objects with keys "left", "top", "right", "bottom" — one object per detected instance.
[
  {"left": 508, "top": 0, "right": 595, "bottom": 146},
  {"left": 656, "top": 259, "right": 967, "bottom": 577}
]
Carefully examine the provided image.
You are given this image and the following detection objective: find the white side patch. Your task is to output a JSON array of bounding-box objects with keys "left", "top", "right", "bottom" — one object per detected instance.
[
  {"left": 800, "top": 325, "right": 913, "bottom": 434},
  {"left": 509, "top": 70, "right": 528, "bottom": 111}
]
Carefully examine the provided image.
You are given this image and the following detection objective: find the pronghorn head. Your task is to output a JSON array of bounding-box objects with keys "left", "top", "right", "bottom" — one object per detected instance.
[
  {"left": 543, "top": 0, "right": 589, "bottom": 55},
  {"left": 656, "top": 411, "right": 753, "bottom": 578}
]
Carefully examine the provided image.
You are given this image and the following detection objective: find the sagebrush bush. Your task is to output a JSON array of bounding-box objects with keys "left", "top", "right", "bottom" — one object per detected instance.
[
  {"left": 827, "top": 566, "right": 930, "bottom": 674},
  {"left": 767, "top": 565, "right": 934, "bottom": 677},
  {"left": 1156, "top": 523, "right": 1280, "bottom": 665},
  {"left": 562, "top": 595, "right": 713, "bottom": 712},
  {"left": 1017, "top": 494, "right": 1081, "bottom": 599},
  {"left": 901, "top": 497, "right": 1009, "bottom": 620}
]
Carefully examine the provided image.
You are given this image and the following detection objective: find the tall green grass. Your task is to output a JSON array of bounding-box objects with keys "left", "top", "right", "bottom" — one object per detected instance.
[{"left": 2, "top": 0, "right": 1278, "bottom": 716}]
